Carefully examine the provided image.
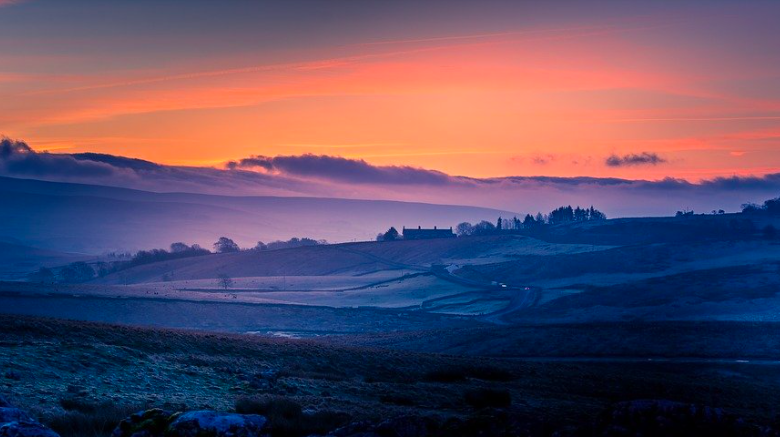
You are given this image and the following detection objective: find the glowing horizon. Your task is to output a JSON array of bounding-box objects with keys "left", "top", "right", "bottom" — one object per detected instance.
[{"left": 2, "top": 1, "right": 780, "bottom": 183}]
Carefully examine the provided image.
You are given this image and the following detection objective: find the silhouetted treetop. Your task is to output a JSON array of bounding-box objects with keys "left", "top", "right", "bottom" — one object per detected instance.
[
  {"left": 382, "top": 227, "right": 400, "bottom": 241},
  {"left": 259, "top": 237, "right": 327, "bottom": 250},
  {"left": 743, "top": 196, "right": 780, "bottom": 215},
  {"left": 214, "top": 237, "right": 240, "bottom": 253}
]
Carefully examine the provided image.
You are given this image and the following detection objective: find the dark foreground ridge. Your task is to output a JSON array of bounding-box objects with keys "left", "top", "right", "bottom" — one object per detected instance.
[{"left": 3, "top": 315, "right": 780, "bottom": 436}]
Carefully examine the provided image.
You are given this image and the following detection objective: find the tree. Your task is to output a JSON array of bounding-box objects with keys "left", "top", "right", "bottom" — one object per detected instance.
[
  {"left": 170, "top": 242, "right": 189, "bottom": 253},
  {"left": 548, "top": 206, "right": 574, "bottom": 225},
  {"left": 763, "top": 224, "right": 777, "bottom": 240},
  {"left": 254, "top": 241, "right": 268, "bottom": 251},
  {"left": 496, "top": 217, "right": 503, "bottom": 231},
  {"left": 742, "top": 197, "right": 780, "bottom": 215},
  {"left": 472, "top": 220, "right": 497, "bottom": 236},
  {"left": 455, "top": 222, "right": 474, "bottom": 237},
  {"left": 217, "top": 273, "right": 234, "bottom": 290},
  {"left": 765, "top": 198, "right": 780, "bottom": 215},
  {"left": 27, "top": 267, "right": 55, "bottom": 283},
  {"left": 265, "top": 237, "right": 326, "bottom": 250},
  {"left": 214, "top": 237, "right": 239, "bottom": 253},
  {"left": 383, "top": 227, "right": 400, "bottom": 241},
  {"left": 589, "top": 206, "right": 607, "bottom": 221},
  {"left": 742, "top": 203, "right": 761, "bottom": 213},
  {"left": 522, "top": 214, "right": 536, "bottom": 228}
]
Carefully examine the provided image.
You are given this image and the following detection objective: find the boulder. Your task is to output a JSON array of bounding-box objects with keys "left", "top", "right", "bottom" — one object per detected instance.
[
  {"left": 0, "top": 398, "right": 59, "bottom": 437},
  {"left": 111, "top": 409, "right": 176, "bottom": 437},
  {"left": 0, "top": 410, "right": 33, "bottom": 425},
  {"left": 111, "top": 409, "right": 267, "bottom": 437},
  {"left": 167, "top": 411, "right": 267, "bottom": 437},
  {"left": 0, "top": 421, "right": 60, "bottom": 437}
]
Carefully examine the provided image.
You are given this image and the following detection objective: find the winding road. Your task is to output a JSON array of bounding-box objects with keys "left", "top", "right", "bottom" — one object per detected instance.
[{"left": 335, "top": 245, "right": 538, "bottom": 323}]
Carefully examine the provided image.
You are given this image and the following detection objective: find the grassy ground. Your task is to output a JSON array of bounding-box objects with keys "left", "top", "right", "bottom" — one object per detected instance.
[
  {"left": 9, "top": 272, "right": 491, "bottom": 314},
  {"left": 3, "top": 315, "right": 780, "bottom": 436},
  {"left": 334, "top": 321, "right": 780, "bottom": 358}
]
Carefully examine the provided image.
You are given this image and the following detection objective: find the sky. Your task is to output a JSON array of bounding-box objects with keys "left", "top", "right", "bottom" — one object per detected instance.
[{"left": 1, "top": 0, "right": 780, "bottom": 215}]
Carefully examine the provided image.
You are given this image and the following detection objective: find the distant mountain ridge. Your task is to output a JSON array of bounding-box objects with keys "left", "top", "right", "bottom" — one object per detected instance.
[{"left": 0, "top": 176, "right": 517, "bottom": 254}]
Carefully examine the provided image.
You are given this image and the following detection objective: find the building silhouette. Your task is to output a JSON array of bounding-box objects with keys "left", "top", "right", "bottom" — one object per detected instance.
[{"left": 402, "top": 226, "right": 456, "bottom": 240}]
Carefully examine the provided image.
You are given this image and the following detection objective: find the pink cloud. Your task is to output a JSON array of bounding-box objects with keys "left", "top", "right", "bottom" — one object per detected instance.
[{"left": 0, "top": 0, "right": 27, "bottom": 7}]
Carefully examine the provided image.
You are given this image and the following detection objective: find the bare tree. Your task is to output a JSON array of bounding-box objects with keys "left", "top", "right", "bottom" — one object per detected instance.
[
  {"left": 217, "top": 273, "right": 234, "bottom": 290},
  {"left": 455, "top": 222, "right": 474, "bottom": 237}
]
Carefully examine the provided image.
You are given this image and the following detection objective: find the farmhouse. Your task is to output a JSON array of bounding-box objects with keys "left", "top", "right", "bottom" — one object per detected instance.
[{"left": 402, "top": 226, "right": 456, "bottom": 240}]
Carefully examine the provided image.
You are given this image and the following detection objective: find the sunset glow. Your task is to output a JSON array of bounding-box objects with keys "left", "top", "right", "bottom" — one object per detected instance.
[{"left": 1, "top": 1, "right": 779, "bottom": 183}]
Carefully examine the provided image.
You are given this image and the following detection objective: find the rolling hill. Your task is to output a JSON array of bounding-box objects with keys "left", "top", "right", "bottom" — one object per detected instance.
[
  {"left": 93, "top": 234, "right": 609, "bottom": 285},
  {"left": 0, "top": 241, "right": 89, "bottom": 280},
  {"left": 0, "top": 176, "right": 516, "bottom": 254}
]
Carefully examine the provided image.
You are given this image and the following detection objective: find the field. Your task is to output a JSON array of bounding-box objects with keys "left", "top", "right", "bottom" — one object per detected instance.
[
  {"left": 4, "top": 315, "right": 780, "bottom": 437},
  {"left": 3, "top": 214, "right": 780, "bottom": 339},
  {"left": 5, "top": 213, "right": 780, "bottom": 435}
]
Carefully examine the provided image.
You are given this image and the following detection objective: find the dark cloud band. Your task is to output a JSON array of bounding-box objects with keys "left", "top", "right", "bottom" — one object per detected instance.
[
  {"left": 605, "top": 152, "right": 666, "bottom": 167},
  {"left": 2, "top": 137, "right": 780, "bottom": 217},
  {"left": 227, "top": 154, "right": 455, "bottom": 185}
]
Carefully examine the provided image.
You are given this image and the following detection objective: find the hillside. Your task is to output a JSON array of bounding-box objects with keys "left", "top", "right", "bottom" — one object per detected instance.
[
  {"left": 94, "top": 234, "right": 609, "bottom": 285},
  {"left": 5, "top": 211, "right": 780, "bottom": 346},
  {"left": 0, "top": 242, "right": 89, "bottom": 280},
  {"left": 0, "top": 176, "right": 516, "bottom": 253},
  {"left": 334, "top": 321, "right": 780, "bottom": 358}
]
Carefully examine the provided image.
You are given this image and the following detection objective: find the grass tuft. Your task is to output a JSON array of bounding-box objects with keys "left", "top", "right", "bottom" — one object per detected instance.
[
  {"left": 235, "top": 395, "right": 350, "bottom": 437},
  {"left": 46, "top": 400, "right": 143, "bottom": 437}
]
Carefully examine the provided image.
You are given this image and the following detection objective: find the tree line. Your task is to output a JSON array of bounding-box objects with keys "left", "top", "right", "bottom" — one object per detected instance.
[
  {"left": 27, "top": 236, "right": 327, "bottom": 284},
  {"left": 455, "top": 205, "right": 607, "bottom": 237},
  {"left": 375, "top": 205, "right": 607, "bottom": 241},
  {"left": 742, "top": 197, "right": 780, "bottom": 215}
]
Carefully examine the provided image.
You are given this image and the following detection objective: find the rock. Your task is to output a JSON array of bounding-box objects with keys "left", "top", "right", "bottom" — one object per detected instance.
[
  {"left": 0, "top": 402, "right": 60, "bottom": 437},
  {"left": 111, "top": 409, "right": 175, "bottom": 437},
  {"left": 167, "top": 411, "right": 267, "bottom": 437},
  {"left": 0, "top": 409, "right": 33, "bottom": 425},
  {"left": 0, "top": 422, "right": 60, "bottom": 437},
  {"left": 112, "top": 409, "right": 267, "bottom": 437}
]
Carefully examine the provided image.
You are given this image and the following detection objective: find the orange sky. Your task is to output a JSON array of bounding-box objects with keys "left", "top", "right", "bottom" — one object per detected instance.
[{"left": 1, "top": 1, "right": 779, "bottom": 181}]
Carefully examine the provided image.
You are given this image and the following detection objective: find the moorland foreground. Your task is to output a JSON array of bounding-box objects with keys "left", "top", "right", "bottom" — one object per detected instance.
[{"left": 4, "top": 197, "right": 780, "bottom": 435}]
